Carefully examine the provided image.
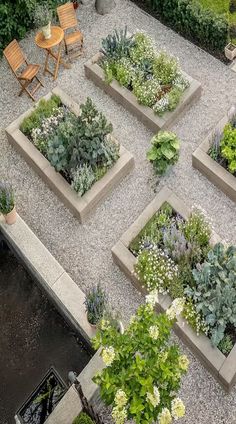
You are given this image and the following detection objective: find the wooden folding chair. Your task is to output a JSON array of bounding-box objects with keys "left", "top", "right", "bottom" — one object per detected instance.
[
  {"left": 3, "top": 40, "right": 44, "bottom": 101},
  {"left": 57, "top": 2, "right": 83, "bottom": 60}
]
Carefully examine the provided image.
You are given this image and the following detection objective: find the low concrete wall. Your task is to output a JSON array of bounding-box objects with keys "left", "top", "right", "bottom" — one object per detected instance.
[
  {"left": 84, "top": 53, "right": 202, "bottom": 133},
  {"left": 111, "top": 186, "right": 236, "bottom": 392},
  {"left": 192, "top": 114, "right": 236, "bottom": 203},
  {"left": 0, "top": 215, "right": 104, "bottom": 423},
  {"left": 5, "top": 87, "right": 135, "bottom": 223}
]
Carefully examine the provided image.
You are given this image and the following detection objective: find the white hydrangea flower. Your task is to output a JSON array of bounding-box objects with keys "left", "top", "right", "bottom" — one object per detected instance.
[
  {"left": 101, "top": 346, "right": 115, "bottom": 366},
  {"left": 145, "top": 289, "right": 159, "bottom": 307},
  {"left": 114, "top": 389, "right": 128, "bottom": 408},
  {"left": 166, "top": 298, "right": 185, "bottom": 320},
  {"left": 171, "top": 397, "right": 185, "bottom": 420},
  {"left": 158, "top": 407, "right": 172, "bottom": 424},
  {"left": 146, "top": 385, "right": 160, "bottom": 407},
  {"left": 112, "top": 406, "right": 127, "bottom": 424},
  {"left": 148, "top": 325, "right": 159, "bottom": 340},
  {"left": 178, "top": 354, "right": 189, "bottom": 371}
]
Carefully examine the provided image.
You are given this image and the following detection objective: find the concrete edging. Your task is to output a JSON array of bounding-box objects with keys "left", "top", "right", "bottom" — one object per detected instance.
[
  {"left": 192, "top": 113, "right": 236, "bottom": 203},
  {"left": 84, "top": 53, "right": 202, "bottom": 133},
  {"left": 111, "top": 186, "right": 236, "bottom": 392},
  {"left": 5, "top": 86, "right": 135, "bottom": 223},
  {"left": 0, "top": 214, "right": 104, "bottom": 424}
]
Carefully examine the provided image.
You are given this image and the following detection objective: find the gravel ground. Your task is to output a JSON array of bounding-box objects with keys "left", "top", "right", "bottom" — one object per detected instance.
[{"left": 0, "top": 1, "right": 236, "bottom": 422}]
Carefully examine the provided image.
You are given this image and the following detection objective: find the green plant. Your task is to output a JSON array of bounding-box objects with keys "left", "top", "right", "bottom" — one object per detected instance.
[
  {"left": 72, "top": 413, "right": 95, "bottom": 424},
  {"left": 101, "top": 27, "right": 135, "bottom": 60},
  {"left": 185, "top": 243, "right": 236, "bottom": 346},
  {"left": 0, "top": 182, "right": 14, "bottom": 214},
  {"left": 20, "top": 95, "right": 61, "bottom": 136},
  {"left": 92, "top": 295, "right": 187, "bottom": 424},
  {"left": 33, "top": 2, "right": 52, "bottom": 27},
  {"left": 133, "top": 79, "right": 161, "bottom": 107},
  {"left": 181, "top": 208, "right": 211, "bottom": 251},
  {"left": 153, "top": 51, "right": 179, "bottom": 85},
  {"left": 135, "top": 247, "right": 178, "bottom": 294},
  {"left": 47, "top": 136, "right": 69, "bottom": 172},
  {"left": 167, "top": 87, "right": 182, "bottom": 111},
  {"left": 84, "top": 284, "right": 108, "bottom": 325},
  {"left": 147, "top": 131, "right": 180, "bottom": 175},
  {"left": 71, "top": 164, "right": 95, "bottom": 196},
  {"left": 68, "top": 98, "right": 116, "bottom": 170},
  {"left": 220, "top": 123, "right": 236, "bottom": 174},
  {"left": 115, "top": 59, "right": 134, "bottom": 87},
  {"left": 230, "top": 0, "right": 236, "bottom": 14},
  {"left": 149, "top": 0, "right": 228, "bottom": 52},
  {"left": 129, "top": 32, "right": 155, "bottom": 64},
  {"left": 218, "top": 334, "right": 234, "bottom": 356}
]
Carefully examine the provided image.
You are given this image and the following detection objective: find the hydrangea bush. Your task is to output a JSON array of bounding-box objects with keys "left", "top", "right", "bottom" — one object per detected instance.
[
  {"left": 93, "top": 292, "right": 188, "bottom": 424},
  {"left": 131, "top": 203, "right": 236, "bottom": 355},
  {"left": 100, "top": 29, "right": 190, "bottom": 116},
  {"left": 20, "top": 96, "right": 120, "bottom": 196}
]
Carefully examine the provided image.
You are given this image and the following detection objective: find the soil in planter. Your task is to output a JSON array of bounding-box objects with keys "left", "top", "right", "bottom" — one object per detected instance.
[{"left": 0, "top": 240, "right": 92, "bottom": 424}]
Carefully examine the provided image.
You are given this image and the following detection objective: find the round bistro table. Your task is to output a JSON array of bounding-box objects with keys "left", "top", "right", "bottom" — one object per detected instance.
[{"left": 35, "top": 26, "right": 71, "bottom": 81}]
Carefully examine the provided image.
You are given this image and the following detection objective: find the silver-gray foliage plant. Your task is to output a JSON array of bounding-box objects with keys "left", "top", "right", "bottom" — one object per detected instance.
[{"left": 185, "top": 243, "right": 236, "bottom": 347}]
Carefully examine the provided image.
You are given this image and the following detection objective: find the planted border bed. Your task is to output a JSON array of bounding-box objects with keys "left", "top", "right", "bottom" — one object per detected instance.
[
  {"left": 112, "top": 186, "right": 236, "bottom": 391},
  {"left": 193, "top": 110, "right": 236, "bottom": 203},
  {"left": 5, "top": 87, "right": 134, "bottom": 223},
  {"left": 84, "top": 30, "right": 201, "bottom": 133}
]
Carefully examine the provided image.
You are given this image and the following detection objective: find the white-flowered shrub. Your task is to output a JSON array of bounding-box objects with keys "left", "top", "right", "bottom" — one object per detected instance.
[{"left": 92, "top": 296, "right": 188, "bottom": 424}]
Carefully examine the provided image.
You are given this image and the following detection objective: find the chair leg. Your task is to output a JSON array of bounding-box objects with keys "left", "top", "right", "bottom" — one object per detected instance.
[
  {"left": 35, "top": 75, "right": 44, "bottom": 87},
  {"left": 64, "top": 40, "right": 68, "bottom": 55},
  {"left": 18, "top": 80, "right": 36, "bottom": 101}
]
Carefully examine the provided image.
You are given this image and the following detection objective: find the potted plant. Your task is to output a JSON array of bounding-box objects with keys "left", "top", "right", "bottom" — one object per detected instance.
[
  {"left": 225, "top": 12, "right": 236, "bottom": 60},
  {"left": 34, "top": 2, "right": 53, "bottom": 40},
  {"left": 0, "top": 183, "right": 16, "bottom": 225},
  {"left": 84, "top": 284, "right": 107, "bottom": 328}
]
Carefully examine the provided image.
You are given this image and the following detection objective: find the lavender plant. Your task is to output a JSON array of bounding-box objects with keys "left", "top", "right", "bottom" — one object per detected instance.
[
  {"left": 208, "top": 128, "right": 223, "bottom": 162},
  {"left": 84, "top": 284, "right": 108, "bottom": 325},
  {"left": 0, "top": 183, "right": 15, "bottom": 215}
]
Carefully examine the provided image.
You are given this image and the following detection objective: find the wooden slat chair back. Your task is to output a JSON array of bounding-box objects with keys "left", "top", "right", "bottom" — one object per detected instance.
[
  {"left": 57, "top": 2, "right": 83, "bottom": 59},
  {"left": 3, "top": 39, "right": 43, "bottom": 101}
]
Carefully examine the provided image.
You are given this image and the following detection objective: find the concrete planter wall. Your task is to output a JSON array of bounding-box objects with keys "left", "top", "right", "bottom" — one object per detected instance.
[
  {"left": 84, "top": 53, "right": 202, "bottom": 133},
  {"left": 5, "top": 87, "right": 134, "bottom": 223},
  {"left": 192, "top": 114, "right": 236, "bottom": 203},
  {"left": 0, "top": 214, "right": 104, "bottom": 424},
  {"left": 111, "top": 186, "right": 236, "bottom": 392}
]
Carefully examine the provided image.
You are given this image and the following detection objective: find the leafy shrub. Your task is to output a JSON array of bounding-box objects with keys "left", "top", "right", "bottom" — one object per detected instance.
[
  {"left": 220, "top": 123, "right": 236, "bottom": 174},
  {"left": 218, "top": 334, "right": 234, "bottom": 356},
  {"left": 230, "top": 0, "right": 236, "bottom": 14},
  {"left": 72, "top": 412, "right": 94, "bottom": 424},
  {"left": 0, "top": 182, "right": 14, "bottom": 214},
  {"left": 84, "top": 284, "right": 108, "bottom": 325},
  {"left": 115, "top": 59, "right": 134, "bottom": 87},
  {"left": 20, "top": 95, "right": 61, "bottom": 136},
  {"left": 129, "top": 32, "right": 155, "bottom": 64},
  {"left": 93, "top": 295, "right": 187, "bottom": 424},
  {"left": 149, "top": 0, "right": 228, "bottom": 52},
  {"left": 147, "top": 131, "right": 180, "bottom": 175},
  {"left": 0, "top": 0, "right": 64, "bottom": 56},
  {"left": 133, "top": 79, "right": 161, "bottom": 107},
  {"left": 100, "top": 27, "right": 135, "bottom": 60},
  {"left": 47, "top": 136, "right": 69, "bottom": 172},
  {"left": 153, "top": 51, "right": 179, "bottom": 85},
  {"left": 71, "top": 164, "right": 95, "bottom": 197},
  {"left": 186, "top": 243, "right": 236, "bottom": 347},
  {"left": 181, "top": 208, "right": 211, "bottom": 251}
]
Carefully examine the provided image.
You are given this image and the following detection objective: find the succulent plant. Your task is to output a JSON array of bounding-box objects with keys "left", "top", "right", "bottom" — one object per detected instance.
[{"left": 100, "top": 27, "right": 135, "bottom": 60}]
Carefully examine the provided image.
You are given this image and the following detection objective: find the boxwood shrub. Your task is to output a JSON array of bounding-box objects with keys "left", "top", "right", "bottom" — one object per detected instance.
[{"left": 147, "top": 0, "right": 228, "bottom": 53}]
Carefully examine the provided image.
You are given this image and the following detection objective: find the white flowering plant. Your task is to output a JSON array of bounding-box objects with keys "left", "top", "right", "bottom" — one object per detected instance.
[
  {"left": 92, "top": 298, "right": 188, "bottom": 424},
  {"left": 100, "top": 29, "right": 189, "bottom": 116}
]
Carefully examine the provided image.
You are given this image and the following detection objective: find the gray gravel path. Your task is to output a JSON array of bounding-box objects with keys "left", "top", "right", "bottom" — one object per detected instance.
[{"left": 0, "top": 1, "right": 236, "bottom": 422}]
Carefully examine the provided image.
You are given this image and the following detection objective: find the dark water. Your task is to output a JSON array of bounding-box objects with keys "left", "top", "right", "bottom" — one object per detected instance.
[{"left": 0, "top": 241, "right": 92, "bottom": 424}]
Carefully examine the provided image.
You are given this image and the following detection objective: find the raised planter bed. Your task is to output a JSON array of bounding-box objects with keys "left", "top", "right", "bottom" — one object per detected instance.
[
  {"left": 84, "top": 52, "right": 201, "bottom": 133},
  {"left": 192, "top": 114, "right": 236, "bottom": 203},
  {"left": 5, "top": 87, "right": 134, "bottom": 223},
  {"left": 111, "top": 186, "right": 236, "bottom": 391}
]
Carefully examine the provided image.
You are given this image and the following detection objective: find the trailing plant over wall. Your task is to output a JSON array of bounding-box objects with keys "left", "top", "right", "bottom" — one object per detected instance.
[{"left": 93, "top": 292, "right": 188, "bottom": 424}]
